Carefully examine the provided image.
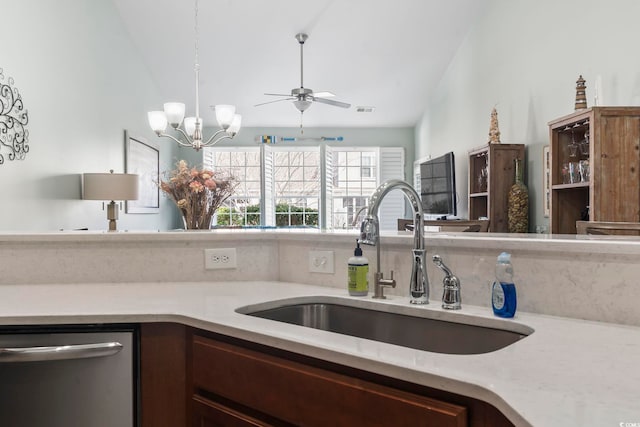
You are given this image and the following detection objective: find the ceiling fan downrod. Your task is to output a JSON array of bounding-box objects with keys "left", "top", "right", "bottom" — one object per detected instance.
[{"left": 295, "top": 33, "right": 308, "bottom": 89}]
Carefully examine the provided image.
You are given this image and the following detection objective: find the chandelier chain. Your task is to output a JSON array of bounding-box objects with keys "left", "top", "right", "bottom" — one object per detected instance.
[{"left": 194, "top": 0, "right": 200, "bottom": 118}]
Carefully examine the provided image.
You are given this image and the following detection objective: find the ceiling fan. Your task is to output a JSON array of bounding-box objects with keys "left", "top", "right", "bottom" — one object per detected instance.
[{"left": 255, "top": 33, "right": 351, "bottom": 116}]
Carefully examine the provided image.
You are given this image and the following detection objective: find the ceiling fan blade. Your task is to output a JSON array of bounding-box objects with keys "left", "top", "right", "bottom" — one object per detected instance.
[
  {"left": 313, "top": 91, "right": 335, "bottom": 98},
  {"left": 264, "top": 93, "right": 293, "bottom": 97},
  {"left": 312, "top": 97, "right": 351, "bottom": 109},
  {"left": 254, "top": 97, "right": 295, "bottom": 107}
]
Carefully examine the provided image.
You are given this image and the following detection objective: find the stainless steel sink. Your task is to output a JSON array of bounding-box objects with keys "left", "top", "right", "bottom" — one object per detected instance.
[{"left": 238, "top": 299, "right": 532, "bottom": 355}]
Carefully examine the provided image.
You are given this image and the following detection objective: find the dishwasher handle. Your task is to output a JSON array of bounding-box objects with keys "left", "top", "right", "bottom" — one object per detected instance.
[{"left": 0, "top": 341, "right": 123, "bottom": 363}]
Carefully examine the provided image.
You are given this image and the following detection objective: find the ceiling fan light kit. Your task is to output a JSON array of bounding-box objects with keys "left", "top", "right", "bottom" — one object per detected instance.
[
  {"left": 256, "top": 32, "right": 352, "bottom": 132},
  {"left": 293, "top": 99, "right": 312, "bottom": 112},
  {"left": 147, "top": 0, "right": 241, "bottom": 151}
]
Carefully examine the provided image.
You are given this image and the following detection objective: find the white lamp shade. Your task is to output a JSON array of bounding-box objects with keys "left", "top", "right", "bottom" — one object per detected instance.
[
  {"left": 294, "top": 99, "right": 312, "bottom": 112},
  {"left": 228, "top": 114, "right": 242, "bottom": 134},
  {"left": 163, "top": 102, "right": 186, "bottom": 127},
  {"left": 184, "top": 117, "right": 197, "bottom": 137},
  {"left": 148, "top": 111, "right": 168, "bottom": 133},
  {"left": 215, "top": 104, "right": 236, "bottom": 128},
  {"left": 83, "top": 173, "right": 139, "bottom": 201}
]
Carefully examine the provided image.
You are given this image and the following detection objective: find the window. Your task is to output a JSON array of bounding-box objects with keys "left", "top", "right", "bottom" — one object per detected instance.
[
  {"left": 205, "top": 147, "right": 261, "bottom": 227},
  {"left": 329, "top": 148, "right": 379, "bottom": 229},
  {"left": 272, "top": 148, "right": 320, "bottom": 227},
  {"left": 204, "top": 145, "right": 403, "bottom": 230}
]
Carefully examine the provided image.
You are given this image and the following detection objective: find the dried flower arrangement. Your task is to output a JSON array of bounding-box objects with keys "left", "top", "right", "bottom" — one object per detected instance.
[{"left": 160, "top": 160, "right": 236, "bottom": 229}]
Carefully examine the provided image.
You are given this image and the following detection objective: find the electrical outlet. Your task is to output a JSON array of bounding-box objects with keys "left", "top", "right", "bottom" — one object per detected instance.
[
  {"left": 308, "top": 250, "right": 334, "bottom": 274},
  {"left": 204, "top": 248, "right": 237, "bottom": 270}
]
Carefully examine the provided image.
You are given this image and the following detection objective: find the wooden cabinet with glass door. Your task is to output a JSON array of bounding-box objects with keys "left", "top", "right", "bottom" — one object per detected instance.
[{"left": 548, "top": 107, "right": 640, "bottom": 234}]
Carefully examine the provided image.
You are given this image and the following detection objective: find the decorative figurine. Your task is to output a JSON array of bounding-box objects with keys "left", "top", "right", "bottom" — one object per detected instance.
[
  {"left": 575, "top": 75, "right": 587, "bottom": 110},
  {"left": 488, "top": 107, "right": 501, "bottom": 144}
]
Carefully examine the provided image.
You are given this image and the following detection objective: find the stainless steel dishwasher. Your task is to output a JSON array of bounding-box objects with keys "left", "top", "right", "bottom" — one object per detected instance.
[{"left": 0, "top": 324, "right": 138, "bottom": 427}]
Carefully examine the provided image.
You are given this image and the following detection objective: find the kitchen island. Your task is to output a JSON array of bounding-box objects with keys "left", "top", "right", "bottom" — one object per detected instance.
[{"left": 1, "top": 280, "right": 638, "bottom": 426}]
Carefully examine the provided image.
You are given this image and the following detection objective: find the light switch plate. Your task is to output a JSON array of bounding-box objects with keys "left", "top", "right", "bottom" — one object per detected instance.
[
  {"left": 204, "top": 248, "right": 237, "bottom": 270},
  {"left": 308, "top": 250, "right": 334, "bottom": 274}
]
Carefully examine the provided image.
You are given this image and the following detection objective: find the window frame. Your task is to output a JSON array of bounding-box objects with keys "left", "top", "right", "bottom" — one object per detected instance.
[
  {"left": 204, "top": 145, "right": 404, "bottom": 230},
  {"left": 269, "top": 145, "right": 322, "bottom": 229},
  {"left": 328, "top": 146, "right": 381, "bottom": 230}
]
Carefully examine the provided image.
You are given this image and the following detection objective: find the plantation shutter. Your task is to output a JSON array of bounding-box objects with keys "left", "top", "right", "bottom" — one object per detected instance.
[
  {"left": 203, "top": 148, "right": 220, "bottom": 226},
  {"left": 322, "top": 145, "right": 334, "bottom": 230},
  {"left": 413, "top": 158, "right": 422, "bottom": 195},
  {"left": 377, "top": 147, "right": 405, "bottom": 231},
  {"left": 203, "top": 148, "right": 214, "bottom": 170},
  {"left": 262, "top": 145, "right": 275, "bottom": 227}
]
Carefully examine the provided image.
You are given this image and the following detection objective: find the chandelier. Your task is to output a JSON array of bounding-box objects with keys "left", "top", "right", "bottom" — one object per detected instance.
[{"left": 147, "top": 0, "right": 241, "bottom": 151}]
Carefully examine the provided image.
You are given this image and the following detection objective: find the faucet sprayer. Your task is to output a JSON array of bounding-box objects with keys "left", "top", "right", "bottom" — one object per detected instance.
[{"left": 358, "top": 179, "right": 429, "bottom": 304}]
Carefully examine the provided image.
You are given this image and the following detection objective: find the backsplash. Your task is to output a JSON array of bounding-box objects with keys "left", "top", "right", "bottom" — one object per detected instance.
[
  {"left": 0, "top": 232, "right": 278, "bottom": 285},
  {"left": 1, "top": 231, "right": 639, "bottom": 327}
]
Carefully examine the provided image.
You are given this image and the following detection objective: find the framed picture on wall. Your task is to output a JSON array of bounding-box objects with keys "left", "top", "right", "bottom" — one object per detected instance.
[
  {"left": 125, "top": 131, "right": 160, "bottom": 214},
  {"left": 543, "top": 145, "right": 550, "bottom": 217}
]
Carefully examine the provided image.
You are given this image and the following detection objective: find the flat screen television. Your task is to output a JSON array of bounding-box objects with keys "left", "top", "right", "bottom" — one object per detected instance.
[{"left": 419, "top": 152, "right": 457, "bottom": 217}]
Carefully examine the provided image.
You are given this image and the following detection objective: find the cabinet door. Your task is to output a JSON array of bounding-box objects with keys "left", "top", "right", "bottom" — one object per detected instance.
[
  {"left": 192, "top": 335, "right": 467, "bottom": 427},
  {"left": 592, "top": 112, "right": 640, "bottom": 222},
  {"left": 141, "top": 323, "right": 187, "bottom": 427}
]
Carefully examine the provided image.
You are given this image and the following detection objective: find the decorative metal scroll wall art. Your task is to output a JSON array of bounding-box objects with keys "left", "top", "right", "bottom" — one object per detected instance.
[{"left": 0, "top": 68, "right": 29, "bottom": 164}]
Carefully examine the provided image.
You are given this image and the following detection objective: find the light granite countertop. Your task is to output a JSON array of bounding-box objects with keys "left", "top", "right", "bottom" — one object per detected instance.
[{"left": 1, "top": 281, "right": 638, "bottom": 426}]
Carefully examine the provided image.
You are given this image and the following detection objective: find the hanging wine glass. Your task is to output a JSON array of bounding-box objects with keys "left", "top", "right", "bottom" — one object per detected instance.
[
  {"left": 568, "top": 131, "right": 578, "bottom": 157},
  {"left": 580, "top": 128, "right": 590, "bottom": 157},
  {"left": 476, "top": 154, "right": 488, "bottom": 192}
]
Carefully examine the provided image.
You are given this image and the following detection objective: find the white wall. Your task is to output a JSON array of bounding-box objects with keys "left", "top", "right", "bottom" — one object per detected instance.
[
  {"left": 0, "top": 0, "right": 178, "bottom": 232},
  {"left": 416, "top": 0, "right": 640, "bottom": 231},
  {"left": 0, "top": 0, "right": 413, "bottom": 232}
]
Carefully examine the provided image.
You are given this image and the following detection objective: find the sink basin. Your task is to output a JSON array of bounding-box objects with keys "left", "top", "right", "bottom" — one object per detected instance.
[{"left": 237, "top": 298, "right": 532, "bottom": 355}]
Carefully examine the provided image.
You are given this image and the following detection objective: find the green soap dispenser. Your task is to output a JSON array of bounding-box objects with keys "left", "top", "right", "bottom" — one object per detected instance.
[{"left": 348, "top": 241, "right": 369, "bottom": 296}]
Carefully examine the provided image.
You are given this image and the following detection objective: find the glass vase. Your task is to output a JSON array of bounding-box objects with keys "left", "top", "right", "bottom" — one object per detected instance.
[
  {"left": 507, "top": 158, "right": 529, "bottom": 233},
  {"left": 180, "top": 208, "right": 214, "bottom": 230}
]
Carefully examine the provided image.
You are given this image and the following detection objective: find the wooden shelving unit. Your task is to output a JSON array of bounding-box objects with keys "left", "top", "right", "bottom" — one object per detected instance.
[
  {"left": 468, "top": 143, "right": 525, "bottom": 232},
  {"left": 548, "top": 107, "right": 640, "bottom": 234}
]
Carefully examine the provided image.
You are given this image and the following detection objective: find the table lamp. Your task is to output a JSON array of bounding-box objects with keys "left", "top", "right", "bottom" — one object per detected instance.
[{"left": 83, "top": 170, "right": 139, "bottom": 231}]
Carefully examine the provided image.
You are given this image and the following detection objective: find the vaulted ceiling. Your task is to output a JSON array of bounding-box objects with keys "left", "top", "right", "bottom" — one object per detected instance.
[{"left": 112, "top": 0, "right": 487, "bottom": 128}]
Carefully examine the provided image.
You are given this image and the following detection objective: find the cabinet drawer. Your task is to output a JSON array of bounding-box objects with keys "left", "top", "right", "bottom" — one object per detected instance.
[
  {"left": 192, "top": 395, "right": 276, "bottom": 427},
  {"left": 192, "top": 335, "right": 467, "bottom": 427}
]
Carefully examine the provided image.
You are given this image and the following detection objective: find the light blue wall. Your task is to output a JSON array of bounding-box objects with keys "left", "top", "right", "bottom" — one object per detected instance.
[
  {"left": 0, "top": 0, "right": 177, "bottom": 232},
  {"left": 182, "top": 126, "right": 416, "bottom": 181},
  {"left": 415, "top": 0, "right": 640, "bottom": 231}
]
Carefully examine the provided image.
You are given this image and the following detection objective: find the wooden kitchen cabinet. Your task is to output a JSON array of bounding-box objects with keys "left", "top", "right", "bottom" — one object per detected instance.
[
  {"left": 140, "top": 323, "right": 188, "bottom": 427},
  {"left": 548, "top": 107, "right": 640, "bottom": 234},
  {"left": 191, "top": 334, "right": 466, "bottom": 427},
  {"left": 140, "top": 324, "right": 513, "bottom": 427},
  {"left": 189, "top": 331, "right": 513, "bottom": 427},
  {"left": 468, "top": 144, "right": 525, "bottom": 232}
]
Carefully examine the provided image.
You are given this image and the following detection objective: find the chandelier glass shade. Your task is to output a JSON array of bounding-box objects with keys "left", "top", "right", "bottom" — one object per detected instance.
[{"left": 147, "top": 0, "right": 241, "bottom": 151}]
